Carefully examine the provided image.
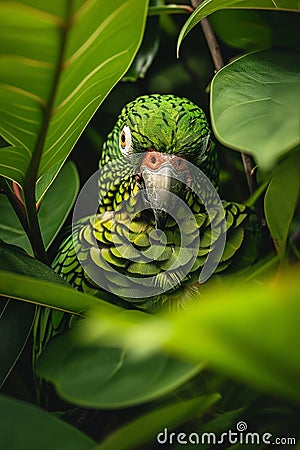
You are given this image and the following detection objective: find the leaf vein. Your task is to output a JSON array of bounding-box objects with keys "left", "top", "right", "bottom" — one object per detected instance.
[{"left": 54, "top": 50, "right": 128, "bottom": 113}]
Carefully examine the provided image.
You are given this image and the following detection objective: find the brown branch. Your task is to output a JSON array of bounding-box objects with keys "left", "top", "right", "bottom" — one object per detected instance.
[
  {"left": 191, "top": 0, "right": 224, "bottom": 72},
  {"left": 190, "top": 0, "right": 256, "bottom": 191},
  {"left": 240, "top": 154, "right": 257, "bottom": 194}
]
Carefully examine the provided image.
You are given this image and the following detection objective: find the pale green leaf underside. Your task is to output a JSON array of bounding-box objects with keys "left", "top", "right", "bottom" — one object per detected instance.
[
  {"left": 177, "top": 0, "right": 300, "bottom": 53},
  {"left": 264, "top": 152, "right": 300, "bottom": 255},
  {"left": 210, "top": 49, "right": 300, "bottom": 168},
  {"left": 0, "top": 0, "right": 148, "bottom": 185}
]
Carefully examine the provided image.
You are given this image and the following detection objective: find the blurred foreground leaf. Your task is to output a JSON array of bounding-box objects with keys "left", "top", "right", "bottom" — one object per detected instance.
[{"left": 79, "top": 267, "right": 300, "bottom": 404}]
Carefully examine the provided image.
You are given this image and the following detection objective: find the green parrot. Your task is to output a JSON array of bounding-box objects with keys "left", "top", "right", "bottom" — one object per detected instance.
[{"left": 34, "top": 94, "right": 251, "bottom": 361}]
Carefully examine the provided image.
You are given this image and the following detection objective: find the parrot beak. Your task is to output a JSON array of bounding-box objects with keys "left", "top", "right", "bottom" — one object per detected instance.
[{"left": 140, "top": 153, "right": 188, "bottom": 229}]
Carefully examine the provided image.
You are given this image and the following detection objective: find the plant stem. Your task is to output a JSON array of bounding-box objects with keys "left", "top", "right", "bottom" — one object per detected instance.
[
  {"left": 191, "top": 0, "right": 224, "bottom": 71},
  {"left": 0, "top": 177, "right": 30, "bottom": 236},
  {"left": 22, "top": 1, "right": 72, "bottom": 265},
  {"left": 23, "top": 185, "right": 49, "bottom": 264},
  {"left": 190, "top": 0, "right": 271, "bottom": 249},
  {"left": 290, "top": 225, "right": 300, "bottom": 261},
  {"left": 190, "top": 0, "right": 257, "bottom": 191}
]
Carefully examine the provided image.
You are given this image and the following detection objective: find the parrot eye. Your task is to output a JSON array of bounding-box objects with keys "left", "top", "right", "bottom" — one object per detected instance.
[{"left": 119, "top": 125, "right": 132, "bottom": 156}]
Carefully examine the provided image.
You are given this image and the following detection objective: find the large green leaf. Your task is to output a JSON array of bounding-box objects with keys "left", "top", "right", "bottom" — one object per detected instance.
[
  {"left": 0, "top": 299, "right": 35, "bottom": 388},
  {"left": 210, "top": 49, "right": 300, "bottom": 169},
  {"left": 0, "top": 395, "right": 95, "bottom": 450},
  {"left": 0, "top": 241, "right": 116, "bottom": 387},
  {"left": 0, "top": 161, "right": 79, "bottom": 252},
  {"left": 96, "top": 394, "right": 220, "bottom": 450},
  {"left": 0, "top": 269, "right": 117, "bottom": 315},
  {"left": 265, "top": 152, "right": 300, "bottom": 256},
  {"left": 36, "top": 330, "right": 201, "bottom": 408},
  {"left": 35, "top": 160, "right": 64, "bottom": 204},
  {"left": 210, "top": 9, "right": 300, "bottom": 52},
  {"left": 79, "top": 268, "right": 300, "bottom": 404},
  {"left": 0, "top": 241, "right": 118, "bottom": 314},
  {"left": 0, "top": 241, "right": 68, "bottom": 284},
  {"left": 209, "top": 9, "right": 272, "bottom": 51},
  {"left": 0, "top": 0, "right": 148, "bottom": 186},
  {"left": 177, "top": 0, "right": 300, "bottom": 53}
]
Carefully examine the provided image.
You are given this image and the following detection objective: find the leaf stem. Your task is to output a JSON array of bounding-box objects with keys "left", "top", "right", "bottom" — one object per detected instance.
[
  {"left": 191, "top": 0, "right": 224, "bottom": 71},
  {"left": 190, "top": 0, "right": 257, "bottom": 187},
  {"left": 191, "top": 0, "right": 257, "bottom": 190},
  {"left": 149, "top": 5, "right": 193, "bottom": 16},
  {"left": 290, "top": 225, "right": 300, "bottom": 261},
  {"left": 0, "top": 177, "right": 30, "bottom": 236},
  {"left": 22, "top": 1, "right": 72, "bottom": 264},
  {"left": 190, "top": 0, "right": 271, "bottom": 250}
]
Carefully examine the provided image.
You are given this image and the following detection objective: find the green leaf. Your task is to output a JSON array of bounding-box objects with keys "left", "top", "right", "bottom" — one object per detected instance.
[
  {"left": 177, "top": 0, "right": 300, "bottom": 54},
  {"left": 36, "top": 329, "right": 201, "bottom": 408},
  {"left": 0, "top": 394, "right": 95, "bottom": 450},
  {"left": 0, "top": 0, "right": 148, "bottom": 186},
  {"left": 96, "top": 394, "right": 220, "bottom": 450},
  {"left": 0, "top": 299, "right": 35, "bottom": 388},
  {"left": 0, "top": 269, "right": 117, "bottom": 315},
  {"left": 210, "top": 49, "right": 300, "bottom": 169},
  {"left": 209, "top": 9, "right": 272, "bottom": 51},
  {"left": 197, "top": 408, "right": 245, "bottom": 450},
  {"left": 264, "top": 152, "right": 300, "bottom": 256},
  {"left": 80, "top": 268, "right": 300, "bottom": 404},
  {"left": 210, "top": 9, "right": 300, "bottom": 52},
  {"left": 0, "top": 161, "right": 79, "bottom": 252},
  {"left": 0, "top": 241, "right": 118, "bottom": 314},
  {"left": 35, "top": 160, "right": 64, "bottom": 204},
  {"left": 38, "top": 161, "right": 79, "bottom": 249},
  {"left": 0, "top": 242, "right": 67, "bottom": 283},
  {"left": 0, "top": 196, "right": 31, "bottom": 250}
]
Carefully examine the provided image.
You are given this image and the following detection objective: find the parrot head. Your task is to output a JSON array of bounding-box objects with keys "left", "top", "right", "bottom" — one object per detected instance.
[{"left": 99, "top": 94, "right": 217, "bottom": 227}]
